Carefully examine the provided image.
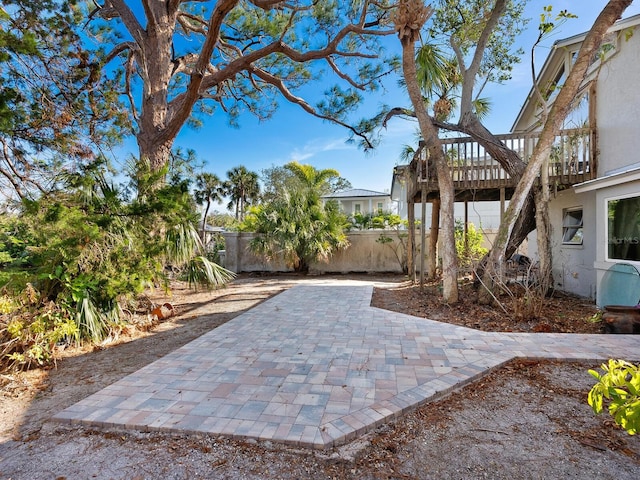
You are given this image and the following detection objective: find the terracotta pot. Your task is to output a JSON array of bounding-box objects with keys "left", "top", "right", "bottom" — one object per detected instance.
[{"left": 151, "top": 302, "right": 175, "bottom": 320}]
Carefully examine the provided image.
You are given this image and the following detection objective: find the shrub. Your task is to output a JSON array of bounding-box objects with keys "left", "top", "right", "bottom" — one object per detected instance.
[
  {"left": 588, "top": 359, "right": 640, "bottom": 435},
  {"left": 454, "top": 220, "right": 488, "bottom": 269},
  {"left": 0, "top": 159, "right": 234, "bottom": 372},
  {"left": 1, "top": 286, "right": 79, "bottom": 371}
]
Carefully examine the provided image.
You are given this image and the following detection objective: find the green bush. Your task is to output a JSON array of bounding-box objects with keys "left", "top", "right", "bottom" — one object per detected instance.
[
  {"left": 455, "top": 220, "right": 488, "bottom": 269},
  {"left": 242, "top": 192, "right": 349, "bottom": 273},
  {"left": 588, "top": 359, "right": 640, "bottom": 435},
  {"left": 0, "top": 159, "right": 234, "bottom": 372},
  {"left": 1, "top": 285, "right": 79, "bottom": 370}
]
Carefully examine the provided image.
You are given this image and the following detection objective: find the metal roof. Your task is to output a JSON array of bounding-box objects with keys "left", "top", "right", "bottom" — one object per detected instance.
[{"left": 323, "top": 188, "right": 390, "bottom": 199}]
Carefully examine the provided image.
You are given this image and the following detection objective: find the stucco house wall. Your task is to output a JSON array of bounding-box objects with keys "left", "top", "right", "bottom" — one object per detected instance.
[
  {"left": 519, "top": 15, "right": 640, "bottom": 301},
  {"left": 528, "top": 189, "right": 598, "bottom": 298},
  {"left": 594, "top": 26, "right": 640, "bottom": 176}
]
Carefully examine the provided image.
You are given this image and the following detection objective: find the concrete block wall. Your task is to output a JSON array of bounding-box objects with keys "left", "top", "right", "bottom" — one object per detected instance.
[
  {"left": 222, "top": 229, "right": 505, "bottom": 275},
  {"left": 222, "top": 230, "right": 405, "bottom": 274}
]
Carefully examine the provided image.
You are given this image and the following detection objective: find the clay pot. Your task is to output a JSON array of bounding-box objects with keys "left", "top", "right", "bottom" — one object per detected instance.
[{"left": 151, "top": 302, "right": 175, "bottom": 320}]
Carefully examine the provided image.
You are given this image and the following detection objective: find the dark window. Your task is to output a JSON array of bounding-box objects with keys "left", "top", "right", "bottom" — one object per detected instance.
[{"left": 608, "top": 196, "right": 640, "bottom": 261}]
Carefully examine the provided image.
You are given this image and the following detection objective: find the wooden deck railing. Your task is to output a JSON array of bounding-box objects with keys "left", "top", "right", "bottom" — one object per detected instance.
[{"left": 415, "top": 128, "right": 596, "bottom": 191}]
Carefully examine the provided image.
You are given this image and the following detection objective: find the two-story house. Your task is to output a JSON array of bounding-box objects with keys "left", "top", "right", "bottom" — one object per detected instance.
[
  {"left": 393, "top": 14, "right": 640, "bottom": 303},
  {"left": 516, "top": 14, "right": 640, "bottom": 304}
]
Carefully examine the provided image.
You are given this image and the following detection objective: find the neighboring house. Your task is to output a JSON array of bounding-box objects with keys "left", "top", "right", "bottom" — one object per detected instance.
[
  {"left": 392, "top": 14, "right": 640, "bottom": 301},
  {"left": 515, "top": 14, "right": 640, "bottom": 303},
  {"left": 322, "top": 188, "right": 395, "bottom": 216}
]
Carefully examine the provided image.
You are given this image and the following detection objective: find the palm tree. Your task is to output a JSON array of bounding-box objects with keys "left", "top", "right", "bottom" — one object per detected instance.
[
  {"left": 193, "top": 173, "right": 224, "bottom": 238},
  {"left": 283, "top": 161, "right": 340, "bottom": 207},
  {"left": 393, "top": 0, "right": 459, "bottom": 303},
  {"left": 224, "top": 166, "right": 260, "bottom": 221}
]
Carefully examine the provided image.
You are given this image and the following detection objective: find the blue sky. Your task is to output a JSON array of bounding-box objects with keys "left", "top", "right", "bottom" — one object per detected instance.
[{"left": 115, "top": 1, "right": 640, "bottom": 204}]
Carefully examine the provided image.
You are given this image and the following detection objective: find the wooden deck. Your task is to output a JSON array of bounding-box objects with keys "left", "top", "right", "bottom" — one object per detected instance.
[{"left": 406, "top": 128, "right": 597, "bottom": 202}]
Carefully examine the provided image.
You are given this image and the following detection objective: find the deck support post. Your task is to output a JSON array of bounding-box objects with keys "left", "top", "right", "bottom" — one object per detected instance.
[{"left": 420, "top": 184, "right": 427, "bottom": 289}]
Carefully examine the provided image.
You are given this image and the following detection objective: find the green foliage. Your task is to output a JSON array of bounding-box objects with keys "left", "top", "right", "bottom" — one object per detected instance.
[
  {"left": 0, "top": 157, "right": 234, "bottom": 372},
  {"left": 588, "top": 360, "right": 640, "bottom": 435},
  {"left": 206, "top": 212, "right": 238, "bottom": 230},
  {"left": 224, "top": 166, "right": 260, "bottom": 221},
  {"left": 242, "top": 164, "right": 349, "bottom": 273},
  {"left": 1, "top": 285, "right": 80, "bottom": 371},
  {"left": 0, "top": 0, "right": 128, "bottom": 201},
  {"left": 538, "top": 5, "right": 578, "bottom": 40},
  {"left": 194, "top": 172, "right": 224, "bottom": 234},
  {"left": 260, "top": 164, "right": 351, "bottom": 204},
  {"left": 351, "top": 211, "right": 402, "bottom": 230},
  {"left": 184, "top": 256, "right": 236, "bottom": 291},
  {"left": 454, "top": 220, "right": 488, "bottom": 269}
]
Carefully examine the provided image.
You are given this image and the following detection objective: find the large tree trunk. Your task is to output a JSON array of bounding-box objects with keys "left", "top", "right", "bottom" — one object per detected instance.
[
  {"left": 395, "top": 0, "right": 458, "bottom": 303},
  {"left": 457, "top": 115, "right": 537, "bottom": 261},
  {"left": 479, "top": 0, "right": 633, "bottom": 303},
  {"left": 534, "top": 188, "right": 553, "bottom": 293},
  {"left": 137, "top": 137, "right": 174, "bottom": 173},
  {"left": 135, "top": 6, "right": 180, "bottom": 173}
]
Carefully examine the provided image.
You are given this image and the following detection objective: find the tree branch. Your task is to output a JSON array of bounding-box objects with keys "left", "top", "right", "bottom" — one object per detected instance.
[
  {"left": 459, "top": 0, "right": 508, "bottom": 121},
  {"left": 177, "top": 12, "right": 208, "bottom": 35},
  {"left": 125, "top": 51, "right": 139, "bottom": 123},
  {"left": 250, "top": 66, "right": 375, "bottom": 149},
  {"left": 105, "top": 0, "right": 146, "bottom": 45},
  {"left": 382, "top": 106, "right": 416, "bottom": 128},
  {"left": 163, "top": 1, "right": 394, "bottom": 145}
]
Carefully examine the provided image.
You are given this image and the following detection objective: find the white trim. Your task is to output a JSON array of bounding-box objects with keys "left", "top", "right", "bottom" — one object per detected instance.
[
  {"left": 561, "top": 207, "right": 584, "bottom": 245},
  {"left": 573, "top": 167, "right": 640, "bottom": 193}
]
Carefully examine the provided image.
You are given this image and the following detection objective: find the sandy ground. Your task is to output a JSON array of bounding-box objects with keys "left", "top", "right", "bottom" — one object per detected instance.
[{"left": 0, "top": 274, "right": 638, "bottom": 479}]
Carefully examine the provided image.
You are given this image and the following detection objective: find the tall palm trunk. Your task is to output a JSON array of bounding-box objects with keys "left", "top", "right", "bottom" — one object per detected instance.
[{"left": 394, "top": 0, "right": 458, "bottom": 303}]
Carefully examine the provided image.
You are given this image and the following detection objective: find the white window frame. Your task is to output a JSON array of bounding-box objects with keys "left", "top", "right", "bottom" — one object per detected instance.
[
  {"left": 605, "top": 192, "right": 640, "bottom": 264},
  {"left": 376, "top": 202, "right": 384, "bottom": 213},
  {"left": 353, "top": 202, "right": 362, "bottom": 215},
  {"left": 562, "top": 207, "right": 584, "bottom": 245}
]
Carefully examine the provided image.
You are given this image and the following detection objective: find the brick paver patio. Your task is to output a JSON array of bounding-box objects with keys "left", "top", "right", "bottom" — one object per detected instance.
[{"left": 53, "top": 280, "right": 640, "bottom": 449}]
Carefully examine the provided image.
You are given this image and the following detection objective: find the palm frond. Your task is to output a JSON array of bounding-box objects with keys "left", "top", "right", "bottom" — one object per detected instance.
[
  {"left": 473, "top": 97, "right": 492, "bottom": 120},
  {"left": 76, "top": 294, "right": 108, "bottom": 343},
  {"left": 165, "top": 222, "right": 202, "bottom": 265},
  {"left": 184, "top": 256, "right": 236, "bottom": 290}
]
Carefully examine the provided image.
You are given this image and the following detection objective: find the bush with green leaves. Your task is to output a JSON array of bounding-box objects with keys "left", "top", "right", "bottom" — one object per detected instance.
[
  {"left": 0, "top": 158, "right": 234, "bottom": 372},
  {"left": 241, "top": 163, "right": 350, "bottom": 273},
  {"left": 454, "top": 220, "right": 488, "bottom": 270},
  {"left": 376, "top": 216, "right": 410, "bottom": 274},
  {"left": 1, "top": 285, "right": 80, "bottom": 370},
  {"left": 588, "top": 359, "right": 640, "bottom": 435},
  {"left": 350, "top": 211, "right": 402, "bottom": 230}
]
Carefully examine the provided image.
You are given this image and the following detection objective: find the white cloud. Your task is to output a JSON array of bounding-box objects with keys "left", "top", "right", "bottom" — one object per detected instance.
[{"left": 288, "top": 137, "right": 355, "bottom": 162}]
